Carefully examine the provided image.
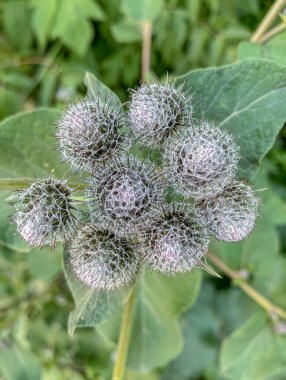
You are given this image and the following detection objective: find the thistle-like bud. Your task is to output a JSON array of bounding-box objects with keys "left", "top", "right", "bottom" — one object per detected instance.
[
  {"left": 56, "top": 99, "right": 125, "bottom": 172},
  {"left": 66, "top": 224, "right": 140, "bottom": 290},
  {"left": 9, "top": 177, "right": 76, "bottom": 248},
  {"left": 128, "top": 81, "right": 192, "bottom": 146},
  {"left": 87, "top": 157, "right": 165, "bottom": 238},
  {"left": 164, "top": 121, "right": 239, "bottom": 199},
  {"left": 195, "top": 181, "right": 259, "bottom": 242},
  {"left": 139, "top": 207, "right": 209, "bottom": 275}
]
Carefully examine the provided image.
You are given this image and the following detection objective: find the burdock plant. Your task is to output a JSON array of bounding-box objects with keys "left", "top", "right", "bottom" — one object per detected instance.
[
  {"left": 11, "top": 87, "right": 258, "bottom": 284},
  {"left": 9, "top": 76, "right": 260, "bottom": 379}
]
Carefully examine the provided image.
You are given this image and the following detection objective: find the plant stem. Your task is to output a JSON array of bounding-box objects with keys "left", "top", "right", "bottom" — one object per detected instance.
[
  {"left": 112, "top": 19, "right": 152, "bottom": 380},
  {"left": 259, "top": 21, "right": 286, "bottom": 44},
  {"left": 112, "top": 288, "right": 136, "bottom": 380},
  {"left": 251, "top": 0, "right": 286, "bottom": 43},
  {"left": 141, "top": 21, "right": 152, "bottom": 82},
  {"left": 0, "top": 178, "right": 85, "bottom": 191},
  {"left": 207, "top": 252, "right": 286, "bottom": 321}
]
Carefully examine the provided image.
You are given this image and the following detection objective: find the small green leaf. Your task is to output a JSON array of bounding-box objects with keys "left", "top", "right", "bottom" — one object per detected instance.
[
  {"left": 84, "top": 72, "right": 122, "bottom": 108},
  {"left": 64, "top": 251, "right": 127, "bottom": 336},
  {"left": 176, "top": 59, "right": 286, "bottom": 179},
  {"left": 30, "top": 0, "right": 58, "bottom": 49},
  {"left": 51, "top": 0, "right": 105, "bottom": 56},
  {"left": 2, "top": 0, "right": 33, "bottom": 51},
  {"left": 111, "top": 22, "right": 142, "bottom": 43},
  {"left": 121, "top": 0, "right": 163, "bottom": 22},
  {"left": 238, "top": 32, "right": 286, "bottom": 67}
]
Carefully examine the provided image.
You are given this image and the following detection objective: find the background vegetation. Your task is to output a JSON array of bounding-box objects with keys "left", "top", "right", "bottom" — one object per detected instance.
[{"left": 1, "top": 0, "right": 286, "bottom": 379}]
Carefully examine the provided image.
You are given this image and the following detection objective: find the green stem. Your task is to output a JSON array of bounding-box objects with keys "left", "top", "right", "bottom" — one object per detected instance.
[
  {"left": 112, "top": 288, "right": 136, "bottom": 380},
  {"left": 0, "top": 178, "right": 85, "bottom": 191},
  {"left": 251, "top": 0, "right": 286, "bottom": 43},
  {"left": 259, "top": 21, "right": 286, "bottom": 44},
  {"left": 207, "top": 252, "right": 286, "bottom": 321}
]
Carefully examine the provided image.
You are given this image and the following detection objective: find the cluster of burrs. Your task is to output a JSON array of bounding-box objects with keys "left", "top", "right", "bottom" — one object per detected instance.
[{"left": 10, "top": 80, "right": 259, "bottom": 291}]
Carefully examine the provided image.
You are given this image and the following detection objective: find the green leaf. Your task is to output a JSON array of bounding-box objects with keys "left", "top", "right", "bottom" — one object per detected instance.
[
  {"left": 0, "top": 346, "right": 42, "bottom": 380},
  {"left": 0, "top": 88, "right": 21, "bottom": 121},
  {"left": 84, "top": 71, "right": 122, "bottom": 108},
  {"left": 220, "top": 312, "right": 286, "bottom": 380},
  {"left": 99, "top": 270, "right": 202, "bottom": 371},
  {"left": 27, "top": 246, "right": 62, "bottom": 282},
  {"left": 176, "top": 59, "right": 286, "bottom": 179},
  {"left": 163, "top": 281, "right": 259, "bottom": 380},
  {"left": 111, "top": 22, "right": 142, "bottom": 43},
  {"left": 2, "top": 0, "right": 33, "bottom": 51},
  {"left": 162, "top": 282, "right": 219, "bottom": 380},
  {"left": 0, "top": 108, "right": 63, "bottom": 179},
  {"left": 51, "top": 0, "right": 105, "bottom": 56},
  {"left": 238, "top": 32, "right": 286, "bottom": 67},
  {"left": 128, "top": 270, "right": 202, "bottom": 371},
  {"left": 121, "top": 0, "right": 163, "bottom": 22},
  {"left": 64, "top": 251, "right": 127, "bottom": 336},
  {"left": 30, "top": 0, "right": 58, "bottom": 49}
]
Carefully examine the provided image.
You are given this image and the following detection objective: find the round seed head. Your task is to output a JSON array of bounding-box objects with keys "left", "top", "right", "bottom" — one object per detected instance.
[
  {"left": 87, "top": 157, "right": 165, "bottom": 238},
  {"left": 9, "top": 177, "right": 77, "bottom": 248},
  {"left": 195, "top": 181, "right": 259, "bottom": 242},
  {"left": 66, "top": 224, "right": 140, "bottom": 291},
  {"left": 128, "top": 81, "right": 192, "bottom": 146},
  {"left": 56, "top": 99, "right": 125, "bottom": 172},
  {"left": 164, "top": 121, "right": 239, "bottom": 199},
  {"left": 140, "top": 207, "right": 209, "bottom": 275}
]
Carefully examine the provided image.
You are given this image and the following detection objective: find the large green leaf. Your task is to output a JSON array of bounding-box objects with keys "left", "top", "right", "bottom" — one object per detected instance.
[
  {"left": 220, "top": 312, "right": 286, "bottom": 380},
  {"left": 99, "top": 270, "right": 202, "bottom": 372},
  {"left": 0, "top": 108, "right": 62, "bottom": 179},
  {"left": 128, "top": 270, "right": 202, "bottom": 371},
  {"left": 163, "top": 281, "right": 260, "bottom": 380},
  {"left": 176, "top": 59, "right": 286, "bottom": 179},
  {"left": 0, "top": 346, "right": 42, "bottom": 380}
]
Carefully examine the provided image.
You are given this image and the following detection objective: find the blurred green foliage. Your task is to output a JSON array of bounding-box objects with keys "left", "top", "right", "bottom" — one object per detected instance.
[{"left": 1, "top": 0, "right": 286, "bottom": 379}]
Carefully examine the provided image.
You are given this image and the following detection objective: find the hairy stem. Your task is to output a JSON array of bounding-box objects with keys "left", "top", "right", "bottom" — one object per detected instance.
[
  {"left": 0, "top": 178, "right": 85, "bottom": 191},
  {"left": 112, "top": 288, "right": 136, "bottom": 380},
  {"left": 207, "top": 252, "right": 286, "bottom": 321},
  {"left": 251, "top": 0, "right": 286, "bottom": 43}
]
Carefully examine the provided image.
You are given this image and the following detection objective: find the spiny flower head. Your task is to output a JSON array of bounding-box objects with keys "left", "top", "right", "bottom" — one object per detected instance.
[
  {"left": 128, "top": 81, "right": 192, "bottom": 146},
  {"left": 87, "top": 157, "right": 165, "bottom": 238},
  {"left": 9, "top": 177, "right": 76, "bottom": 248},
  {"left": 139, "top": 206, "right": 209, "bottom": 275},
  {"left": 56, "top": 99, "right": 125, "bottom": 173},
  {"left": 66, "top": 224, "right": 140, "bottom": 290},
  {"left": 164, "top": 121, "right": 239, "bottom": 199},
  {"left": 195, "top": 181, "right": 259, "bottom": 242}
]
